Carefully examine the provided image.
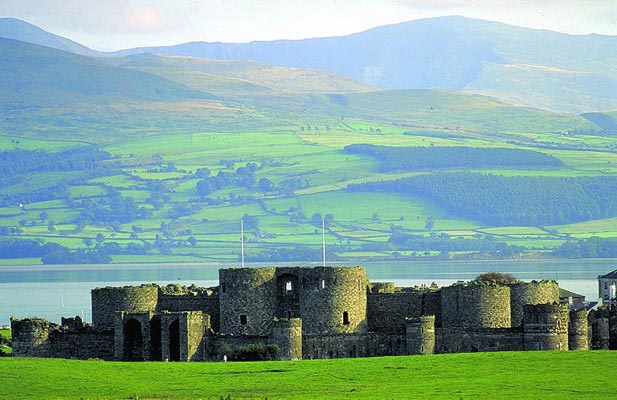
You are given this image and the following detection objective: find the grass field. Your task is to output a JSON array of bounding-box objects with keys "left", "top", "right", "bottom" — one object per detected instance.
[{"left": 0, "top": 351, "right": 614, "bottom": 399}]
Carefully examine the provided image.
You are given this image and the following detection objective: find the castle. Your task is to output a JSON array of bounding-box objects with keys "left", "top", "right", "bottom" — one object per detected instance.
[{"left": 10, "top": 266, "right": 617, "bottom": 361}]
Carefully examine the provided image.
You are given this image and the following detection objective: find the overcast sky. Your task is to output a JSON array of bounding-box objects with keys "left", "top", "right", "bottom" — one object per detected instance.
[{"left": 1, "top": 0, "right": 616, "bottom": 51}]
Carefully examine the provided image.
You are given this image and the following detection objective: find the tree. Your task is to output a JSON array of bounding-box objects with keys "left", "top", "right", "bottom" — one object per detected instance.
[
  {"left": 475, "top": 272, "right": 519, "bottom": 284},
  {"left": 258, "top": 178, "right": 273, "bottom": 192},
  {"left": 187, "top": 236, "right": 197, "bottom": 247},
  {"left": 324, "top": 214, "right": 334, "bottom": 227},
  {"left": 83, "top": 238, "right": 93, "bottom": 248},
  {"left": 195, "top": 167, "right": 211, "bottom": 178},
  {"left": 242, "top": 214, "right": 260, "bottom": 231},
  {"left": 38, "top": 211, "right": 48, "bottom": 222},
  {"left": 310, "top": 213, "right": 323, "bottom": 227},
  {"left": 372, "top": 212, "right": 381, "bottom": 223},
  {"left": 196, "top": 179, "right": 216, "bottom": 196}
]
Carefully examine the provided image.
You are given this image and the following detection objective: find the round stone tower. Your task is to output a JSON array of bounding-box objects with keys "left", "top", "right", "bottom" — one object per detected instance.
[
  {"left": 218, "top": 267, "right": 277, "bottom": 336},
  {"left": 441, "top": 283, "right": 511, "bottom": 330},
  {"left": 269, "top": 318, "right": 302, "bottom": 360},
  {"left": 509, "top": 281, "right": 560, "bottom": 328},
  {"left": 405, "top": 315, "right": 435, "bottom": 355},
  {"left": 523, "top": 303, "right": 569, "bottom": 351},
  {"left": 298, "top": 267, "right": 368, "bottom": 335},
  {"left": 589, "top": 309, "right": 610, "bottom": 350},
  {"left": 10, "top": 318, "right": 54, "bottom": 357},
  {"left": 91, "top": 285, "right": 159, "bottom": 330},
  {"left": 568, "top": 309, "right": 588, "bottom": 350}
]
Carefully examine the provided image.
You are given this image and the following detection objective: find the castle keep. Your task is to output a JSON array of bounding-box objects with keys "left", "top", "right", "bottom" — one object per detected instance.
[{"left": 10, "top": 266, "right": 617, "bottom": 361}]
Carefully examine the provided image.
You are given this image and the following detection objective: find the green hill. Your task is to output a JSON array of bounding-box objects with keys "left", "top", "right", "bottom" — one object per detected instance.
[{"left": 0, "top": 38, "right": 214, "bottom": 108}]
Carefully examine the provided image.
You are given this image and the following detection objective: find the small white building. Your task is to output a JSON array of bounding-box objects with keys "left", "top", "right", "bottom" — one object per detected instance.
[{"left": 598, "top": 269, "right": 617, "bottom": 302}]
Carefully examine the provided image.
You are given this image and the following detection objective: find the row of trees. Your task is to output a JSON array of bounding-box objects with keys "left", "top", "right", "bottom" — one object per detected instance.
[
  {"left": 343, "top": 144, "right": 562, "bottom": 172},
  {"left": 349, "top": 173, "right": 617, "bottom": 226},
  {"left": 0, "top": 147, "right": 112, "bottom": 178},
  {"left": 388, "top": 233, "right": 524, "bottom": 257},
  {"left": 552, "top": 237, "right": 617, "bottom": 258},
  {"left": 76, "top": 192, "right": 151, "bottom": 227}
]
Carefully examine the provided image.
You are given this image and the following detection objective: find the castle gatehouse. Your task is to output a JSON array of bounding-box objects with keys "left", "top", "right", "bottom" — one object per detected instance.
[{"left": 10, "top": 266, "right": 616, "bottom": 361}]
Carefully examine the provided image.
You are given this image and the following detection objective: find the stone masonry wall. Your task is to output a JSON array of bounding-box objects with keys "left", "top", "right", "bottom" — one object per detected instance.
[
  {"left": 159, "top": 285, "right": 220, "bottom": 332},
  {"left": 367, "top": 292, "right": 423, "bottom": 333},
  {"left": 303, "top": 332, "right": 406, "bottom": 359}
]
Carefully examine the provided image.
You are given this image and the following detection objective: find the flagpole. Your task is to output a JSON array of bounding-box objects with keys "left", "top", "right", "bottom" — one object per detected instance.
[
  {"left": 322, "top": 217, "right": 326, "bottom": 267},
  {"left": 241, "top": 218, "right": 245, "bottom": 268}
]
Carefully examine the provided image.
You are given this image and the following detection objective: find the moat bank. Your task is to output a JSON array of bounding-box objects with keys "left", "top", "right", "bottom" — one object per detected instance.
[{"left": 1, "top": 259, "right": 612, "bottom": 325}]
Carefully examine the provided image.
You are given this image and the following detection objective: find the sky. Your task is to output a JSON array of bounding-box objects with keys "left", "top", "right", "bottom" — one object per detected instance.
[{"left": 1, "top": 0, "right": 616, "bottom": 51}]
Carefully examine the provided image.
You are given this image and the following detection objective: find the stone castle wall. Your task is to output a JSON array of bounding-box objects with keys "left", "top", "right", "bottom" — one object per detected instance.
[
  {"left": 439, "top": 328, "right": 524, "bottom": 353},
  {"left": 159, "top": 285, "right": 220, "bottom": 332},
  {"left": 303, "top": 332, "right": 406, "bottom": 359},
  {"left": 11, "top": 317, "right": 114, "bottom": 360},
  {"left": 367, "top": 291, "right": 423, "bottom": 333}
]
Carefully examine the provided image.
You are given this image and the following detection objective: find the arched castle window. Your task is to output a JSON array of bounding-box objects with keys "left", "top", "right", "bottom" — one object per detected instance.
[
  {"left": 240, "top": 315, "right": 247, "bottom": 325},
  {"left": 343, "top": 311, "right": 350, "bottom": 325},
  {"left": 321, "top": 279, "right": 326, "bottom": 289},
  {"left": 285, "top": 281, "right": 293, "bottom": 293}
]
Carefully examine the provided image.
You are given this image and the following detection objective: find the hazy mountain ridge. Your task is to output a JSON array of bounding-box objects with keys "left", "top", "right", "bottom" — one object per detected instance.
[
  {"left": 109, "top": 16, "right": 617, "bottom": 113},
  {"left": 2, "top": 16, "right": 617, "bottom": 112},
  {"left": 0, "top": 17, "right": 97, "bottom": 57}
]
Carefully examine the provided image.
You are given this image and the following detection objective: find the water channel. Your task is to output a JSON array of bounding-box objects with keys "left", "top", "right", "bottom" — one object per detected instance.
[{"left": 1, "top": 259, "right": 613, "bottom": 325}]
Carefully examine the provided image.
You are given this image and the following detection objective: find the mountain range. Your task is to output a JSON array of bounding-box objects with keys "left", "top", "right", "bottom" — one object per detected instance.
[{"left": 2, "top": 16, "right": 616, "bottom": 113}]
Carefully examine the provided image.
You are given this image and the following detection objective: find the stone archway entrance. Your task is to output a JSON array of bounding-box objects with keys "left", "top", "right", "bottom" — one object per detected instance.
[
  {"left": 169, "top": 319, "right": 180, "bottom": 361},
  {"left": 123, "top": 318, "right": 143, "bottom": 361}
]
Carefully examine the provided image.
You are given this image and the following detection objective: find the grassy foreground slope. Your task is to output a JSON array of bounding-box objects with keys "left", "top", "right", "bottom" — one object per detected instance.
[{"left": 1, "top": 351, "right": 614, "bottom": 399}]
